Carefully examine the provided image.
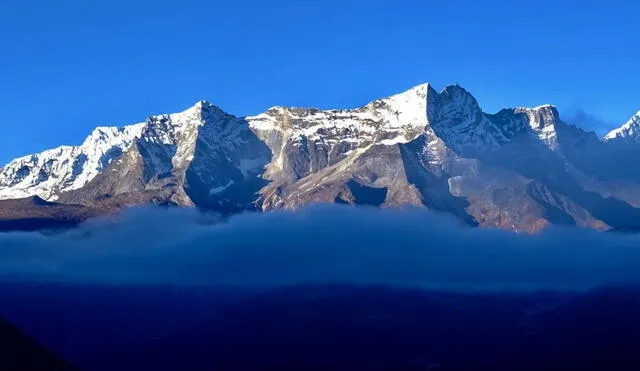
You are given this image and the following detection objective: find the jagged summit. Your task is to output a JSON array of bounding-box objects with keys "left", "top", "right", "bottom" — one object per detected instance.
[
  {"left": 194, "top": 100, "right": 209, "bottom": 108},
  {"left": 191, "top": 100, "right": 224, "bottom": 113}
]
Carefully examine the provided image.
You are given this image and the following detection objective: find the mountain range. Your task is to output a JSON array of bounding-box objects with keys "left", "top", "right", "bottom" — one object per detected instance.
[{"left": 2, "top": 83, "right": 640, "bottom": 233}]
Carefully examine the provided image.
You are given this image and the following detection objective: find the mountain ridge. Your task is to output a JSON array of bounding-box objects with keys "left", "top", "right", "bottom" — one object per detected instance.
[
  {"left": 604, "top": 110, "right": 640, "bottom": 142},
  {"left": 2, "top": 83, "right": 640, "bottom": 233}
]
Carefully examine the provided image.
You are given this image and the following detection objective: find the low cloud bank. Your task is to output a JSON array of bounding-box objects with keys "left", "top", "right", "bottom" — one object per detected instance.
[{"left": 1, "top": 205, "right": 640, "bottom": 290}]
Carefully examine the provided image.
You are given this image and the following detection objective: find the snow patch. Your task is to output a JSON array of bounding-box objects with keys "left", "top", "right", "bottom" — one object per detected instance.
[{"left": 209, "top": 180, "right": 234, "bottom": 194}]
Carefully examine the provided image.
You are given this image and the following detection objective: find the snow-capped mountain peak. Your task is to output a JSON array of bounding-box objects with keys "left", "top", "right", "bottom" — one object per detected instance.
[
  {"left": 246, "top": 83, "right": 431, "bottom": 173},
  {"left": 0, "top": 122, "right": 144, "bottom": 201},
  {"left": 603, "top": 110, "right": 640, "bottom": 141},
  {"left": 516, "top": 104, "right": 561, "bottom": 147},
  {"left": 0, "top": 99, "right": 265, "bottom": 202},
  {"left": 424, "top": 84, "right": 509, "bottom": 154},
  {"left": 193, "top": 100, "right": 208, "bottom": 109},
  {"left": 248, "top": 83, "right": 431, "bottom": 133},
  {"left": 522, "top": 104, "right": 560, "bottom": 127}
]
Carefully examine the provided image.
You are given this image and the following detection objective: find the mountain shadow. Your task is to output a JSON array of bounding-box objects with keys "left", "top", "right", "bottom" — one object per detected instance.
[
  {"left": 399, "top": 137, "right": 478, "bottom": 226},
  {"left": 185, "top": 118, "right": 273, "bottom": 214},
  {"left": 344, "top": 179, "right": 388, "bottom": 206}
]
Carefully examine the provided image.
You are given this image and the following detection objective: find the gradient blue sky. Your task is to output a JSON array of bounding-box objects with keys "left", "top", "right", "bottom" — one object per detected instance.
[{"left": 1, "top": 0, "right": 638, "bottom": 164}]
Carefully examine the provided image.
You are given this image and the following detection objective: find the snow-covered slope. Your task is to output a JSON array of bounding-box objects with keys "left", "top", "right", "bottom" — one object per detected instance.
[
  {"left": 246, "top": 83, "right": 430, "bottom": 181},
  {"left": 0, "top": 124, "right": 144, "bottom": 200},
  {"left": 603, "top": 110, "right": 640, "bottom": 141},
  {"left": 248, "top": 83, "right": 429, "bottom": 144}
]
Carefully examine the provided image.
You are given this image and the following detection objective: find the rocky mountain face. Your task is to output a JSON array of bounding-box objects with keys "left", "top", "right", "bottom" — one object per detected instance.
[{"left": 2, "top": 83, "right": 640, "bottom": 232}]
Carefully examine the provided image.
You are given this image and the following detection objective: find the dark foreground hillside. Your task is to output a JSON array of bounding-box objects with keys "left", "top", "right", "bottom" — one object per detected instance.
[
  {"left": 1, "top": 283, "right": 639, "bottom": 371},
  {"left": 0, "top": 316, "right": 75, "bottom": 371}
]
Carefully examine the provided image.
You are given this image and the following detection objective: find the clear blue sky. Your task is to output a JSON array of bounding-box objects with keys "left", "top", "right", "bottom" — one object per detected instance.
[{"left": 1, "top": 0, "right": 638, "bottom": 163}]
